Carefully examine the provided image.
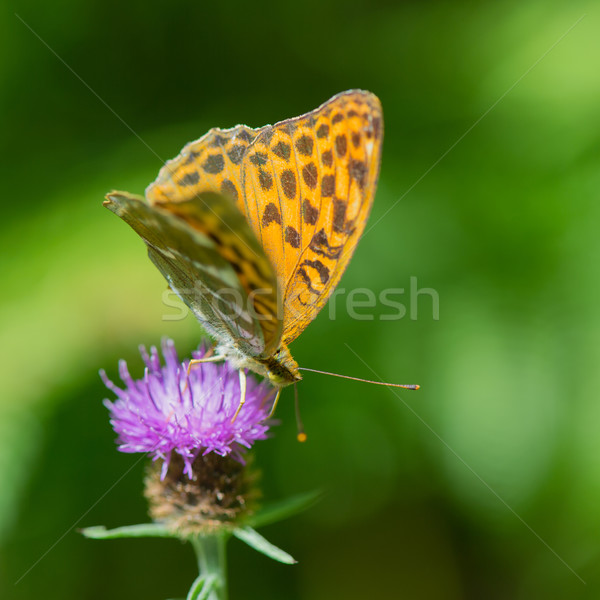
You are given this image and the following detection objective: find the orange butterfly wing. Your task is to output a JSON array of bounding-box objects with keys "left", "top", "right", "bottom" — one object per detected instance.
[
  {"left": 241, "top": 90, "right": 382, "bottom": 344},
  {"left": 147, "top": 90, "right": 382, "bottom": 347}
]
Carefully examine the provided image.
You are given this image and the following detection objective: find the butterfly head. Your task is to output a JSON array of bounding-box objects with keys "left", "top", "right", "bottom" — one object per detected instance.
[{"left": 259, "top": 344, "right": 302, "bottom": 388}]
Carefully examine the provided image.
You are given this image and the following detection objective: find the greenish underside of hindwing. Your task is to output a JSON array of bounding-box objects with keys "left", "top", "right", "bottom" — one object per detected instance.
[{"left": 104, "top": 191, "right": 282, "bottom": 358}]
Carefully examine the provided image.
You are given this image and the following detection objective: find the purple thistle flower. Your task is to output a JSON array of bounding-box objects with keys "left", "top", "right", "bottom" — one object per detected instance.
[{"left": 101, "top": 339, "right": 275, "bottom": 479}]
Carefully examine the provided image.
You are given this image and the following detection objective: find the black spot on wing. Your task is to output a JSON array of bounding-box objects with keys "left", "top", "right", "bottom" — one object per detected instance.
[
  {"left": 185, "top": 151, "right": 200, "bottom": 165},
  {"left": 210, "top": 135, "right": 228, "bottom": 148},
  {"left": 227, "top": 144, "right": 246, "bottom": 165},
  {"left": 316, "top": 124, "right": 329, "bottom": 138},
  {"left": 237, "top": 129, "right": 254, "bottom": 143},
  {"left": 349, "top": 160, "right": 367, "bottom": 189},
  {"left": 302, "top": 162, "right": 318, "bottom": 189},
  {"left": 179, "top": 172, "right": 200, "bottom": 186},
  {"left": 332, "top": 199, "right": 347, "bottom": 233},
  {"left": 220, "top": 179, "right": 239, "bottom": 202},
  {"left": 261, "top": 127, "right": 275, "bottom": 145},
  {"left": 207, "top": 231, "right": 223, "bottom": 246},
  {"left": 295, "top": 135, "right": 314, "bottom": 156},
  {"left": 302, "top": 198, "right": 318, "bottom": 225},
  {"left": 250, "top": 152, "right": 268, "bottom": 166},
  {"left": 259, "top": 169, "right": 273, "bottom": 191},
  {"left": 301, "top": 259, "right": 329, "bottom": 284},
  {"left": 262, "top": 203, "right": 281, "bottom": 228},
  {"left": 202, "top": 154, "right": 225, "bottom": 174},
  {"left": 272, "top": 141, "right": 291, "bottom": 161},
  {"left": 285, "top": 226, "right": 300, "bottom": 248},
  {"left": 335, "top": 134, "right": 347, "bottom": 157},
  {"left": 372, "top": 117, "right": 382, "bottom": 139},
  {"left": 310, "top": 229, "right": 343, "bottom": 259},
  {"left": 321, "top": 174, "right": 335, "bottom": 197},
  {"left": 281, "top": 169, "right": 297, "bottom": 199}
]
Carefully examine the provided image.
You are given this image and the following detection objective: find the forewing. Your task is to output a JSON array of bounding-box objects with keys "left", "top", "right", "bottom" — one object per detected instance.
[
  {"left": 142, "top": 90, "right": 382, "bottom": 347},
  {"left": 240, "top": 90, "right": 383, "bottom": 344},
  {"left": 104, "top": 191, "right": 281, "bottom": 357}
]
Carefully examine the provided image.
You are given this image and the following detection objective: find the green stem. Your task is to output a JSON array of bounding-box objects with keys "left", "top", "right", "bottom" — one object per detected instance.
[{"left": 191, "top": 534, "right": 229, "bottom": 600}]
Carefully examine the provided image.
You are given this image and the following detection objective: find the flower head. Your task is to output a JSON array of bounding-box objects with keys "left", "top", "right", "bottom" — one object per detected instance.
[{"left": 101, "top": 339, "right": 275, "bottom": 479}]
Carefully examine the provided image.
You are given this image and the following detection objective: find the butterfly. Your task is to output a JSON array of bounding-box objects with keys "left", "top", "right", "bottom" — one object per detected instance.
[{"left": 105, "top": 90, "right": 383, "bottom": 414}]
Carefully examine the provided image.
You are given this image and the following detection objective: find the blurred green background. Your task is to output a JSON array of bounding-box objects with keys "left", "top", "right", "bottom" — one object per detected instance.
[{"left": 2, "top": 0, "right": 599, "bottom": 598}]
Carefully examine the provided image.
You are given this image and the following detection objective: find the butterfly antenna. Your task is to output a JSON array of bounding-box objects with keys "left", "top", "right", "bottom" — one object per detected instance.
[
  {"left": 294, "top": 383, "right": 307, "bottom": 443},
  {"left": 299, "top": 367, "right": 420, "bottom": 390}
]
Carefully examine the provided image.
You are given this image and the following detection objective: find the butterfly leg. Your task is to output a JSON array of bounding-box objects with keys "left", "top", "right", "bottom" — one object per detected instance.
[
  {"left": 184, "top": 354, "right": 225, "bottom": 392},
  {"left": 267, "top": 388, "right": 282, "bottom": 418},
  {"left": 231, "top": 370, "right": 247, "bottom": 423}
]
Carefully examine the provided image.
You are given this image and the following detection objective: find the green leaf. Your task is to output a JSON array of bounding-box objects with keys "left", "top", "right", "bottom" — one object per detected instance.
[
  {"left": 233, "top": 527, "right": 297, "bottom": 564},
  {"left": 81, "top": 523, "right": 176, "bottom": 540},
  {"left": 187, "top": 574, "right": 217, "bottom": 600},
  {"left": 245, "top": 489, "right": 322, "bottom": 529}
]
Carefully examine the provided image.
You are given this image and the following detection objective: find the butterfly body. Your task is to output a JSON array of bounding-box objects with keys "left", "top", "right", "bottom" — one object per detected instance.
[
  {"left": 105, "top": 90, "right": 383, "bottom": 388},
  {"left": 221, "top": 341, "right": 301, "bottom": 387}
]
